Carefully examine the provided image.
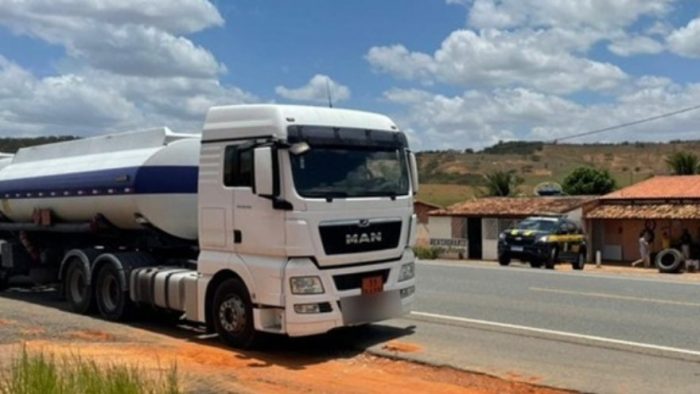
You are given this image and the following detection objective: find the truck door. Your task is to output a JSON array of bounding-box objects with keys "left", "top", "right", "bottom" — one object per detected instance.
[{"left": 224, "top": 144, "right": 285, "bottom": 256}]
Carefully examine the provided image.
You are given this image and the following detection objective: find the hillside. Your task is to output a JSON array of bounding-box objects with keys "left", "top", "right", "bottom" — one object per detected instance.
[
  {"left": 0, "top": 136, "right": 78, "bottom": 153},
  {"left": 417, "top": 140, "right": 700, "bottom": 207}
]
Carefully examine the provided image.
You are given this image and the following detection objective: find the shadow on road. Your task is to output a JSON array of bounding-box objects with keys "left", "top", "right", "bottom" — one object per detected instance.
[{"left": 0, "top": 286, "right": 416, "bottom": 370}]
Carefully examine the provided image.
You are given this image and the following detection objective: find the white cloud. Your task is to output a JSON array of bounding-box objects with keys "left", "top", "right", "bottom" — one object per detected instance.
[
  {"left": 465, "top": 0, "right": 672, "bottom": 31},
  {"left": 0, "top": 1, "right": 257, "bottom": 136},
  {"left": 608, "top": 35, "right": 664, "bottom": 57},
  {"left": 386, "top": 78, "right": 700, "bottom": 150},
  {"left": 275, "top": 74, "right": 351, "bottom": 103},
  {"left": 0, "top": 0, "right": 225, "bottom": 78},
  {"left": 368, "top": 29, "right": 627, "bottom": 94},
  {"left": 667, "top": 17, "right": 700, "bottom": 58}
]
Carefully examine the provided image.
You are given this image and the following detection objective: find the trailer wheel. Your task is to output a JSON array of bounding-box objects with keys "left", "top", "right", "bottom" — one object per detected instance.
[
  {"left": 656, "top": 248, "right": 684, "bottom": 274},
  {"left": 95, "top": 262, "right": 132, "bottom": 321},
  {"left": 498, "top": 254, "right": 511, "bottom": 266},
  {"left": 545, "top": 248, "right": 557, "bottom": 270},
  {"left": 212, "top": 278, "right": 258, "bottom": 349},
  {"left": 64, "top": 259, "right": 94, "bottom": 314}
]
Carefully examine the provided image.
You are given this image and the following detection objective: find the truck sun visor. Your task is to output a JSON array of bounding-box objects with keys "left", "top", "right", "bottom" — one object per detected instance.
[{"left": 287, "top": 126, "right": 407, "bottom": 149}]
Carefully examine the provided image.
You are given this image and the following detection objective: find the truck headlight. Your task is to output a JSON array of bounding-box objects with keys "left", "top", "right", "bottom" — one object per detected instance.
[
  {"left": 290, "top": 276, "right": 324, "bottom": 295},
  {"left": 537, "top": 235, "right": 549, "bottom": 243},
  {"left": 399, "top": 262, "right": 415, "bottom": 282}
]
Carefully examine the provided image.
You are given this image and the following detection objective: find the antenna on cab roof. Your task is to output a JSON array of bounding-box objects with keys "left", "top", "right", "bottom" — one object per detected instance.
[{"left": 325, "top": 77, "right": 333, "bottom": 108}]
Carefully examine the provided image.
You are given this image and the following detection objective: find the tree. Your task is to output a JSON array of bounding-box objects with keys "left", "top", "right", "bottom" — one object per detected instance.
[
  {"left": 562, "top": 167, "right": 616, "bottom": 195},
  {"left": 665, "top": 151, "right": 699, "bottom": 175},
  {"left": 482, "top": 170, "right": 523, "bottom": 197}
]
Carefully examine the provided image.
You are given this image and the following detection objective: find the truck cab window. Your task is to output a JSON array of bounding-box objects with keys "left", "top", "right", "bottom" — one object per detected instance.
[{"left": 224, "top": 146, "right": 254, "bottom": 187}]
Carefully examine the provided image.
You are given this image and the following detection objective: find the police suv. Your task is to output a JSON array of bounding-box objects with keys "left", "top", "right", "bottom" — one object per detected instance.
[{"left": 497, "top": 216, "right": 587, "bottom": 270}]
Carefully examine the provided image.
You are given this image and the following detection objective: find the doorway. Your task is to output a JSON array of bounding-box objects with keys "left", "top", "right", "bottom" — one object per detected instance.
[{"left": 467, "top": 217, "right": 483, "bottom": 260}]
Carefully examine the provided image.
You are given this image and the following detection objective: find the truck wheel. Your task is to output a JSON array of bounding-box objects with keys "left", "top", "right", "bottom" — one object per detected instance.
[
  {"left": 95, "top": 262, "right": 132, "bottom": 321},
  {"left": 530, "top": 259, "right": 543, "bottom": 268},
  {"left": 572, "top": 253, "right": 586, "bottom": 270},
  {"left": 545, "top": 248, "right": 557, "bottom": 270},
  {"left": 64, "top": 259, "right": 94, "bottom": 314},
  {"left": 498, "top": 254, "right": 511, "bottom": 266},
  {"left": 212, "top": 278, "right": 258, "bottom": 349}
]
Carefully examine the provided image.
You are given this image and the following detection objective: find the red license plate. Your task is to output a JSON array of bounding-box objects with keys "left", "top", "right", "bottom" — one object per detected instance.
[{"left": 362, "top": 276, "right": 383, "bottom": 295}]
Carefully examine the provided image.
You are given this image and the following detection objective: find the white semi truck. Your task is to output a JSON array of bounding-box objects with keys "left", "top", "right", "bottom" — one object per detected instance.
[{"left": 0, "top": 105, "right": 418, "bottom": 348}]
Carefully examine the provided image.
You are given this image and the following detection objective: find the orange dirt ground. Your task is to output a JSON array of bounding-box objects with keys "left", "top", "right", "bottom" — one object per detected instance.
[{"left": 7, "top": 337, "right": 570, "bottom": 394}]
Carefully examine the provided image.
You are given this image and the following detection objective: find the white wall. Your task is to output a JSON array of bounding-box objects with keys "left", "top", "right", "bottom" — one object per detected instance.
[
  {"left": 482, "top": 218, "right": 499, "bottom": 260},
  {"left": 428, "top": 216, "right": 452, "bottom": 239}
]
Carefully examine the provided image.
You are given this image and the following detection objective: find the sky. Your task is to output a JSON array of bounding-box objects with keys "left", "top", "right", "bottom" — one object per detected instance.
[{"left": 0, "top": 0, "right": 700, "bottom": 150}]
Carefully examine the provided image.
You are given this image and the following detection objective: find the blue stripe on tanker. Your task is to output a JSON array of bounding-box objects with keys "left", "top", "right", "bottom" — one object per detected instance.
[{"left": 0, "top": 166, "right": 198, "bottom": 199}]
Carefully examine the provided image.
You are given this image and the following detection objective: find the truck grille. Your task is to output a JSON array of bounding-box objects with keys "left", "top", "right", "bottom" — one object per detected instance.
[
  {"left": 319, "top": 220, "right": 401, "bottom": 255},
  {"left": 333, "top": 269, "right": 390, "bottom": 291}
]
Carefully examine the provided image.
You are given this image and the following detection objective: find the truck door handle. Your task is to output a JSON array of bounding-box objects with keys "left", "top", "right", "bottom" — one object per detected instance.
[{"left": 234, "top": 230, "right": 242, "bottom": 244}]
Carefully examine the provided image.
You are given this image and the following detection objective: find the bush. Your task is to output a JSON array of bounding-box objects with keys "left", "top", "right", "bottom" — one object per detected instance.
[
  {"left": 0, "top": 346, "right": 180, "bottom": 394},
  {"left": 562, "top": 167, "right": 616, "bottom": 195},
  {"left": 413, "top": 246, "right": 442, "bottom": 260}
]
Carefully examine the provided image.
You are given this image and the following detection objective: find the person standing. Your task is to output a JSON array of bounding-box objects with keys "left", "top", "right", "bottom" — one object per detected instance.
[
  {"left": 632, "top": 230, "right": 650, "bottom": 268},
  {"left": 681, "top": 228, "right": 692, "bottom": 260}
]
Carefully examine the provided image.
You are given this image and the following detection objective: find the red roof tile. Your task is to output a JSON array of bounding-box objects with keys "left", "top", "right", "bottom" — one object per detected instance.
[
  {"left": 430, "top": 196, "right": 596, "bottom": 217},
  {"left": 586, "top": 203, "right": 700, "bottom": 219},
  {"left": 603, "top": 175, "right": 700, "bottom": 200}
]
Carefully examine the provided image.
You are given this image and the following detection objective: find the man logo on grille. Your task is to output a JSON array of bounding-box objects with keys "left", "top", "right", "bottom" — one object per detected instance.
[{"left": 346, "top": 232, "right": 382, "bottom": 245}]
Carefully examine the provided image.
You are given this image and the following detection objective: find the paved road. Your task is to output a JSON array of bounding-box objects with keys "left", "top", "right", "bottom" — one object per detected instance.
[{"left": 369, "top": 260, "right": 700, "bottom": 394}]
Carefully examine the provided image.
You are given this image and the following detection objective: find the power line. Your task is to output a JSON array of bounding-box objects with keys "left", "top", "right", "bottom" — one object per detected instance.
[{"left": 553, "top": 103, "right": 700, "bottom": 143}]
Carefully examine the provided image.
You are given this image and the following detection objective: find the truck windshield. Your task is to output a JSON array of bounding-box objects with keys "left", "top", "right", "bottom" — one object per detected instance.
[
  {"left": 516, "top": 219, "right": 557, "bottom": 232},
  {"left": 290, "top": 147, "right": 409, "bottom": 199}
]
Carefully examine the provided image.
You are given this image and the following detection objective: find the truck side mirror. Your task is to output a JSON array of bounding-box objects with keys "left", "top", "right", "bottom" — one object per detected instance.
[
  {"left": 409, "top": 152, "right": 419, "bottom": 194},
  {"left": 254, "top": 147, "right": 274, "bottom": 197}
]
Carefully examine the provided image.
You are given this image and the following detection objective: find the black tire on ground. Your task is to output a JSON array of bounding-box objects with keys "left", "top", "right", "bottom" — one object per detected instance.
[
  {"left": 572, "top": 252, "right": 586, "bottom": 270},
  {"left": 0, "top": 271, "right": 7, "bottom": 292},
  {"left": 656, "top": 248, "right": 684, "bottom": 274},
  {"left": 530, "top": 259, "right": 543, "bottom": 268},
  {"left": 212, "top": 278, "right": 259, "bottom": 349},
  {"left": 545, "top": 248, "right": 557, "bottom": 270},
  {"left": 498, "top": 254, "right": 511, "bottom": 266},
  {"left": 95, "top": 262, "right": 132, "bottom": 321},
  {"left": 64, "top": 258, "right": 94, "bottom": 314}
]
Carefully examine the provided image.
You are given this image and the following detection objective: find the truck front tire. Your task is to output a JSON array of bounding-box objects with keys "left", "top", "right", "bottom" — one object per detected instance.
[
  {"left": 212, "top": 278, "right": 258, "bottom": 349},
  {"left": 64, "top": 259, "right": 94, "bottom": 314},
  {"left": 95, "top": 262, "right": 131, "bottom": 321}
]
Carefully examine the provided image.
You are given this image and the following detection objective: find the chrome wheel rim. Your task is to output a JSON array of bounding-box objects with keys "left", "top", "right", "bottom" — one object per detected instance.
[{"left": 218, "top": 295, "right": 246, "bottom": 334}]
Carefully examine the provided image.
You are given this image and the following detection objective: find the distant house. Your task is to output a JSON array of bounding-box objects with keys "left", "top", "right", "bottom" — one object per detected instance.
[
  {"left": 585, "top": 176, "right": 700, "bottom": 262},
  {"left": 429, "top": 196, "right": 596, "bottom": 260},
  {"left": 414, "top": 200, "right": 441, "bottom": 224},
  {"left": 414, "top": 200, "right": 442, "bottom": 246}
]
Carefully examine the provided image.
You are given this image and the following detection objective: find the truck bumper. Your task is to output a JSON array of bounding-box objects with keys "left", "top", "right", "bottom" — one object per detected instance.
[{"left": 281, "top": 250, "right": 416, "bottom": 337}]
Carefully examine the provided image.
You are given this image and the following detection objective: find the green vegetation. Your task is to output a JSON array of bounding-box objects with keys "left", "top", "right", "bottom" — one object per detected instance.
[
  {"left": 482, "top": 170, "right": 523, "bottom": 197},
  {"left": 413, "top": 246, "right": 442, "bottom": 260},
  {"left": 416, "top": 140, "right": 700, "bottom": 205},
  {"left": 0, "top": 347, "right": 180, "bottom": 394},
  {"left": 665, "top": 151, "right": 699, "bottom": 175},
  {"left": 562, "top": 167, "right": 617, "bottom": 195},
  {"left": 0, "top": 136, "right": 78, "bottom": 154},
  {"left": 481, "top": 141, "right": 544, "bottom": 155}
]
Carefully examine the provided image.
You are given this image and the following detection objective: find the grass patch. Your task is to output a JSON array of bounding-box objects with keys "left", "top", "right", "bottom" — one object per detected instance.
[{"left": 0, "top": 346, "right": 180, "bottom": 394}]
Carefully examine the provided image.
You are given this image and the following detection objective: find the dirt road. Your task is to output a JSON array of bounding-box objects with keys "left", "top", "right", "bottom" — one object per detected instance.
[{"left": 0, "top": 288, "right": 568, "bottom": 393}]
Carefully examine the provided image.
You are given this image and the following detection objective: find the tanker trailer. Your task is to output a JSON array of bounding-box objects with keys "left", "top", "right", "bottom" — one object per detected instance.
[{"left": 0, "top": 104, "right": 419, "bottom": 349}]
